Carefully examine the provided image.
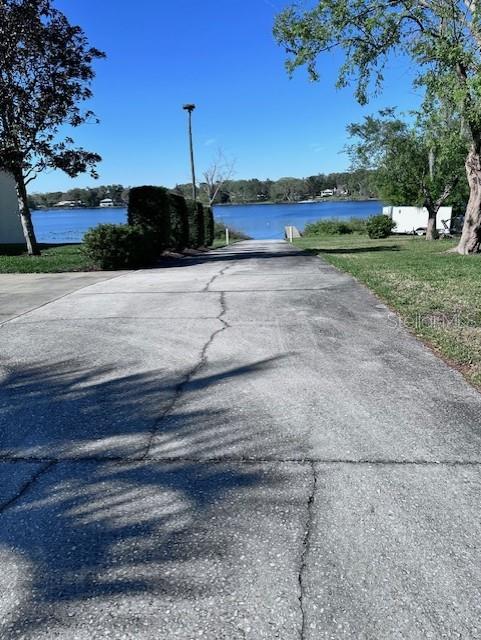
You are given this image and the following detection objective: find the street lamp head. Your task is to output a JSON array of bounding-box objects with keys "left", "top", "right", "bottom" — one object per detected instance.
[{"left": 183, "top": 103, "right": 196, "bottom": 112}]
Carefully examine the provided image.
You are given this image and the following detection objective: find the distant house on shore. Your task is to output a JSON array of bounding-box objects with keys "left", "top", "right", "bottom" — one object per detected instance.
[
  {"left": 320, "top": 188, "right": 335, "bottom": 197},
  {"left": 54, "top": 200, "right": 83, "bottom": 208},
  {"left": 0, "top": 170, "right": 24, "bottom": 244},
  {"left": 99, "top": 198, "right": 115, "bottom": 208}
]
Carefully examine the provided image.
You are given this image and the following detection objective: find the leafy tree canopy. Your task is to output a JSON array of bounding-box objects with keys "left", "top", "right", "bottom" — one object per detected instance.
[
  {"left": 274, "top": 1, "right": 481, "bottom": 115},
  {"left": 0, "top": 0, "right": 105, "bottom": 253},
  {"left": 0, "top": 0, "right": 105, "bottom": 179},
  {"left": 347, "top": 107, "right": 468, "bottom": 217},
  {"left": 274, "top": 0, "right": 481, "bottom": 252}
]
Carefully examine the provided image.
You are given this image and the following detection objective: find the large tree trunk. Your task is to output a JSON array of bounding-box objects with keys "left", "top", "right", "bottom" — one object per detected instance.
[
  {"left": 14, "top": 169, "right": 39, "bottom": 256},
  {"left": 425, "top": 206, "right": 439, "bottom": 240},
  {"left": 454, "top": 145, "right": 481, "bottom": 254}
]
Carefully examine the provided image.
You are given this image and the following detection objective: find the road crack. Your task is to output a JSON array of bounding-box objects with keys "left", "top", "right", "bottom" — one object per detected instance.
[
  {"left": 141, "top": 291, "right": 229, "bottom": 459},
  {"left": 299, "top": 461, "right": 316, "bottom": 639},
  {"left": 203, "top": 264, "right": 233, "bottom": 292},
  {"left": 0, "top": 460, "right": 56, "bottom": 513}
]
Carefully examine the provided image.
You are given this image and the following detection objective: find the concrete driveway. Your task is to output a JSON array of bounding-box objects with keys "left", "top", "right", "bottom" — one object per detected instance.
[
  {"left": 1, "top": 240, "right": 481, "bottom": 639},
  {"left": 0, "top": 270, "right": 129, "bottom": 323}
]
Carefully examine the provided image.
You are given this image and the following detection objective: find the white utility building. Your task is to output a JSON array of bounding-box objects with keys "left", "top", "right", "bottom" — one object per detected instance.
[{"left": 0, "top": 171, "right": 24, "bottom": 244}]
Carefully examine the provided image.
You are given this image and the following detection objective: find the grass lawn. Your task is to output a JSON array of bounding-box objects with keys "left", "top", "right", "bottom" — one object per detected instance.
[
  {"left": 0, "top": 240, "right": 238, "bottom": 273},
  {"left": 0, "top": 243, "right": 93, "bottom": 273},
  {"left": 294, "top": 234, "right": 481, "bottom": 388}
]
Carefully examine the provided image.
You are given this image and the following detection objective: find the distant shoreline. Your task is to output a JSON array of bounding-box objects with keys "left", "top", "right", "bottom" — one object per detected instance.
[
  {"left": 33, "top": 199, "right": 380, "bottom": 212},
  {"left": 33, "top": 205, "right": 126, "bottom": 212},
  {"left": 214, "top": 197, "right": 380, "bottom": 208}
]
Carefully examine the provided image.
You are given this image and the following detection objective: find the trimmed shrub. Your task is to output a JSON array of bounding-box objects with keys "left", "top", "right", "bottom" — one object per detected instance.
[
  {"left": 83, "top": 224, "right": 156, "bottom": 270},
  {"left": 128, "top": 186, "right": 171, "bottom": 250},
  {"left": 168, "top": 192, "right": 189, "bottom": 250},
  {"left": 187, "top": 201, "right": 205, "bottom": 248},
  {"left": 304, "top": 219, "right": 353, "bottom": 236},
  {"left": 204, "top": 206, "right": 215, "bottom": 247},
  {"left": 366, "top": 214, "right": 396, "bottom": 239}
]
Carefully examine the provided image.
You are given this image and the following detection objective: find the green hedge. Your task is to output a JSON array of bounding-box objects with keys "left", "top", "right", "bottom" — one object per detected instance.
[
  {"left": 168, "top": 193, "right": 189, "bottom": 250},
  {"left": 127, "top": 186, "right": 171, "bottom": 250},
  {"left": 304, "top": 219, "right": 352, "bottom": 236},
  {"left": 303, "top": 217, "right": 368, "bottom": 236},
  {"left": 187, "top": 201, "right": 205, "bottom": 248},
  {"left": 83, "top": 224, "right": 156, "bottom": 270},
  {"left": 204, "top": 206, "right": 215, "bottom": 246}
]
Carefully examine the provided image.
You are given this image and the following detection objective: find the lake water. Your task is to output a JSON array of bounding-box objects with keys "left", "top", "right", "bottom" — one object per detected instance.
[
  {"left": 213, "top": 200, "right": 382, "bottom": 240},
  {"left": 32, "top": 200, "right": 382, "bottom": 243},
  {"left": 32, "top": 208, "right": 127, "bottom": 244}
]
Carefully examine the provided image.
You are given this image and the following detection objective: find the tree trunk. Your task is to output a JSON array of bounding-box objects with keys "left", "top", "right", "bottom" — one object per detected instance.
[
  {"left": 454, "top": 145, "right": 481, "bottom": 254},
  {"left": 14, "top": 169, "right": 39, "bottom": 256},
  {"left": 425, "top": 207, "right": 439, "bottom": 240}
]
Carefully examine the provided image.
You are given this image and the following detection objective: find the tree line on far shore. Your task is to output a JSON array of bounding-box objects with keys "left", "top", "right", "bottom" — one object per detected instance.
[
  {"left": 29, "top": 168, "right": 377, "bottom": 210},
  {"left": 28, "top": 185, "right": 129, "bottom": 209},
  {"left": 174, "top": 168, "right": 376, "bottom": 204}
]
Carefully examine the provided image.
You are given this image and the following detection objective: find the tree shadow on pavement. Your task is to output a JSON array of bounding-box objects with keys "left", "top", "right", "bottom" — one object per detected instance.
[
  {"left": 0, "top": 357, "right": 297, "bottom": 637},
  {"left": 156, "top": 245, "right": 306, "bottom": 269}
]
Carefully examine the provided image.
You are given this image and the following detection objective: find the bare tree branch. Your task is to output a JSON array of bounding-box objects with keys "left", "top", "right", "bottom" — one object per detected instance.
[{"left": 202, "top": 149, "right": 236, "bottom": 205}]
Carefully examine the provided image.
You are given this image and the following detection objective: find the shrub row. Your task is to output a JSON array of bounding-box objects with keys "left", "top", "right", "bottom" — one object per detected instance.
[
  {"left": 303, "top": 216, "right": 369, "bottom": 236},
  {"left": 84, "top": 186, "right": 213, "bottom": 269},
  {"left": 303, "top": 214, "right": 395, "bottom": 239}
]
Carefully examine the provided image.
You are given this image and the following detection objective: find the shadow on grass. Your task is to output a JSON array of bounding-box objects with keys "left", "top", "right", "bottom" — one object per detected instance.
[
  {"left": 0, "top": 243, "right": 80, "bottom": 256},
  {"left": 0, "top": 355, "right": 294, "bottom": 636},
  {"left": 301, "top": 244, "right": 401, "bottom": 256}
]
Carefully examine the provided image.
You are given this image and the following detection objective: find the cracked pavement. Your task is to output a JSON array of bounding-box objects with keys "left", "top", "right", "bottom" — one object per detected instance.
[{"left": 1, "top": 240, "right": 481, "bottom": 638}]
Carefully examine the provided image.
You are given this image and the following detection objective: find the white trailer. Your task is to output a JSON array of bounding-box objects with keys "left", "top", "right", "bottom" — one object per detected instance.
[{"left": 383, "top": 205, "right": 452, "bottom": 235}]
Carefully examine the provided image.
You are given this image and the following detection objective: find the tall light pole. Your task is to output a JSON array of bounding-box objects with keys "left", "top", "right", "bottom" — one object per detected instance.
[{"left": 183, "top": 103, "right": 197, "bottom": 202}]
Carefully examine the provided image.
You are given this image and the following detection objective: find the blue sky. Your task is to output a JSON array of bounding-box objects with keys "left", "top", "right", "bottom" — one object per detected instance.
[{"left": 34, "top": 0, "right": 422, "bottom": 193}]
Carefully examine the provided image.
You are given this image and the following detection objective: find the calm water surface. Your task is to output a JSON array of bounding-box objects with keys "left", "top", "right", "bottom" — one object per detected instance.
[
  {"left": 32, "top": 200, "right": 382, "bottom": 243},
  {"left": 213, "top": 200, "right": 382, "bottom": 240},
  {"left": 32, "top": 208, "right": 127, "bottom": 243}
]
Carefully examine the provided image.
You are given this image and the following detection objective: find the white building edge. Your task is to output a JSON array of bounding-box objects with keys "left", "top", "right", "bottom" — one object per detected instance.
[{"left": 0, "top": 170, "right": 24, "bottom": 244}]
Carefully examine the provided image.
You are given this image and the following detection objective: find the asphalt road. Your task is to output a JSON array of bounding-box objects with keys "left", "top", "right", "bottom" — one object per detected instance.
[{"left": 1, "top": 240, "right": 481, "bottom": 639}]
